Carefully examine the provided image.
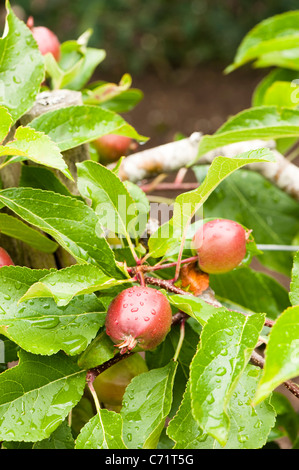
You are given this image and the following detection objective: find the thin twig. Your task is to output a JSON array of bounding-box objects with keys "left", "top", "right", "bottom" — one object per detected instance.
[
  {"left": 141, "top": 182, "right": 199, "bottom": 193},
  {"left": 250, "top": 350, "right": 299, "bottom": 400}
]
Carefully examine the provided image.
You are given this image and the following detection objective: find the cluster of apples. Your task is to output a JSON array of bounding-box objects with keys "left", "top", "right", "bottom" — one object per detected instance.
[{"left": 22, "top": 17, "right": 250, "bottom": 409}]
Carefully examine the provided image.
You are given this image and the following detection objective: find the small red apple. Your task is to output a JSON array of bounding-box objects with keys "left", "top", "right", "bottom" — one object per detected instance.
[
  {"left": 192, "top": 219, "right": 249, "bottom": 274},
  {"left": 27, "top": 16, "right": 61, "bottom": 62},
  {"left": 0, "top": 247, "right": 14, "bottom": 267},
  {"left": 105, "top": 286, "right": 173, "bottom": 354},
  {"left": 92, "top": 134, "right": 137, "bottom": 164}
]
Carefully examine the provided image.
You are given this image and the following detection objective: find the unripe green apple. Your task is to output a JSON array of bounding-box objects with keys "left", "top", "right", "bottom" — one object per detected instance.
[{"left": 93, "top": 353, "right": 148, "bottom": 409}]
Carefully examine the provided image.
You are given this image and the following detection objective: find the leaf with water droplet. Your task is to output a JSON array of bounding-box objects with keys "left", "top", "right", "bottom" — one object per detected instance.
[
  {"left": 189, "top": 309, "right": 265, "bottom": 446},
  {"left": 75, "top": 410, "right": 126, "bottom": 449},
  {"left": 19, "top": 264, "right": 131, "bottom": 307},
  {"left": 254, "top": 304, "right": 299, "bottom": 405},
  {"left": 120, "top": 361, "right": 177, "bottom": 449},
  {"left": 0, "top": 350, "right": 86, "bottom": 442},
  {"left": 0, "top": 187, "right": 122, "bottom": 279},
  {"left": 167, "top": 363, "right": 275, "bottom": 449},
  {"left": 0, "top": 265, "right": 107, "bottom": 356},
  {"left": 0, "top": 2, "right": 44, "bottom": 124}
]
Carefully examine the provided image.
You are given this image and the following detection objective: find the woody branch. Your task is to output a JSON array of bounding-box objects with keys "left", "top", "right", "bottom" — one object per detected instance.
[{"left": 115, "top": 133, "right": 299, "bottom": 200}]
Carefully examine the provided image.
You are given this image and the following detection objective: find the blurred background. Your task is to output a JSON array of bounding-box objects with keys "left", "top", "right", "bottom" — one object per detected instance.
[{"left": 1, "top": 0, "right": 299, "bottom": 146}]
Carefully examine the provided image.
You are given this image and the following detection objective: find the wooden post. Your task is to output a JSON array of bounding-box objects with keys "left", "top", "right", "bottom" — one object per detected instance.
[{"left": 0, "top": 89, "right": 90, "bottom": 269}]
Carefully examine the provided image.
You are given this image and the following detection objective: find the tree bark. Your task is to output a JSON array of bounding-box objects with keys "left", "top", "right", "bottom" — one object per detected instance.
[{"left": 116, "top": 133, "right": 299, "bottom": 201}]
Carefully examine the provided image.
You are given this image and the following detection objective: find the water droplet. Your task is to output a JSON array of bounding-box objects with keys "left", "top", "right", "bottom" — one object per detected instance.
[
  {"left": 151, "top": 309, "right": 156, "bottom": 315},
  {"left": 28, "top": 317, "right": 60, "bottom": 329},
  {"left": 144, "top": 316, "right": 150, "bottom": 321},
  {"left": 131, "top": 307, "right": 139, "bottom": 313},
  {"left": 206, "top": 393, "right": 215, "bottom": 404},
  {"left": 220, "top": 348, "right": 228, "bottom": 356},
  {"left": 226, "top": 328, "right": 234, "bottom": 336},
  {"left": 216, "top": 366, "right": 226, "bottom": 376},
  {"left": 127, "top": 433, "right": 132, "bottom": 442},
  {"left": 123, "top": 304, "right": 128, "bottom": 308},
  {"left": 238, "top": 434, "right": 248, "bottom": 443}
]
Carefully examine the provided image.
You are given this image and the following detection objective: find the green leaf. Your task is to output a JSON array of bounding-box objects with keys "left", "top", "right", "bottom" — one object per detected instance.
[
  {"left": 76, "top": 160, "right": 140, "bottom": 239},
  {"left": 0, "top": 266, "right": 106, "bottom": 356},
  {"left": 83, "top": 74, "right": 132, "bottom": 105},
  {"left": 82, "top": 74, "right": 143, "bottom": 113},
  {"left": 77, "top": 330, "right": 116, "bottom": 370},
  {"left": 75, "top": 410, "right": 126, "bottom": 449},
  {"left": 0, "top": 213, "right": 58, "bottom": 253},
  {"left": 0, "top": 350, "right": 86, "bottom": 442},
  {"left": 226, "top": 11, "right": 299, "bottom": 73},
  {"left": 29, "top": 105, "right": 147, "bottom": 152},
  {"left": 33, "top": 421, "right": 75, "bottom": 449},
  {"left": 0, "top": 1, "right": 44, "bottom": 123},
  {"left": 190, "top": 310, "right": 265, "bottom": 446},
  {"left": 44, "top": 52, "right": 85, "bottom": 90},
  {"left": 120, "top": 361, "right": 178, "bottom": 449},
  {"left": 124, "top": 179, "right": 150, "bottom": 236},
  {"left": 195, "top": 107, "right": 299, "bottom": 159},
  {"left": 209, "top": 266, "right": 290, "bottom": 321},
  {"left": 146, "top": 322, "right": 199, "bottom": 419},
  {"left": 254, "top": 305, "right": 299, "bottom": 405},
  {"left": 176, "top": 148, "right": 274, "bottom": 230},
  {"left": 19, "top": 165, "right": 76, "bottom": 197},
  {"left": 0, "top": 106, "right": 13, "bottom": 144},
  {"left": 168, "top": 293, "right": 226, "bottom": 325},
  {"left": 147, "top": 218, "right": 179, "bottom": 259},
  {"left": 261, "top": 81, "right": 299, "bottom": 108},
  {"left": 19, "top": 264, "right": 131, "bottom": 306},
  {"left": 99, "top": 89, "right": 144, "bottom": 114},
  {"left": 61, "top": 47, "right": 106, "bottom": 91},
  {"left": 0, "top": 187, "right": 122, "bottom": 278},
  {"left": 270, "top": 392, "right": 299, "bottom": 444},
  {"left": 252, "top": 68, "right": 299, "bottom": 107},
  {"left": 193, "top": 167, "right": 299, "bottom": 276},
  {"left": 1, "top": 126, "right": 72, "bottom": 180},
  {"left": 168, "top": 364, "right": 275, "bottom": 449},
  {"left": 290, "top": 251, "right": 299, "bottom": 306}
]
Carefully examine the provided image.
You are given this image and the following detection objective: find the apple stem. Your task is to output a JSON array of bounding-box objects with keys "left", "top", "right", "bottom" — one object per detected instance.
[
  {"left": 173, "top": 318, "right": 186, "bottom": 362},
  {"left": 126, "top": 256, "right": 199, "bottom": 275},
  {"left": 86, "top": 372, "right": 102, "bottom": 415}
]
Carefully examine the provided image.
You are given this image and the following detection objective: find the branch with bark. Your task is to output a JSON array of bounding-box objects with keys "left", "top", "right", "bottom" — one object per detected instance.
[{"left": 115, "top": 133, "right": 299, "bottom": 200}]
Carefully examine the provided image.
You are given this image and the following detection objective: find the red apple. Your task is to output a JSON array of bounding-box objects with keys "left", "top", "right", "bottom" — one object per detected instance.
[
  {"left": 192, "top": 219, "right": 248, "bottom": 274},
  {"left": 105, "top": 286, "right": 173, "bottom": 354},
  {"left": 0, "top": 247, "right": 14, "bottom": 267},
  {"left": 27, "top": 16, "right": 61, "bottom": 62},
  {"left": 92, "top": 134, "right": 136, "bottom": 164}
]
